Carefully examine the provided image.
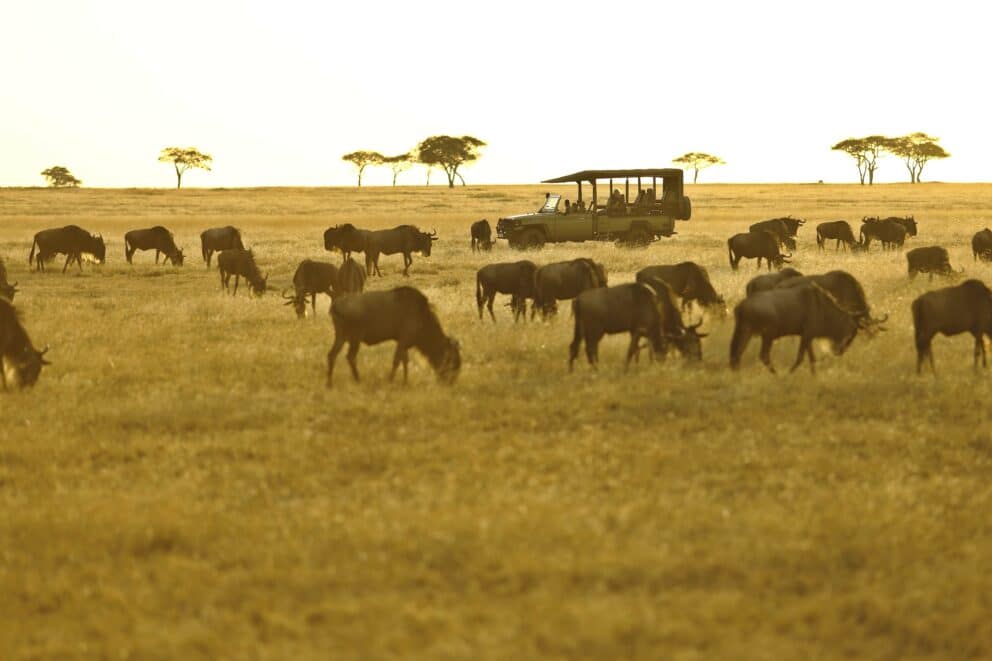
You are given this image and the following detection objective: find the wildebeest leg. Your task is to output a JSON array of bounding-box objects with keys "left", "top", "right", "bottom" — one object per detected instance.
[
  {"left": 791, "top": 337, "right": 815, "bottom": 373},
  {"left": 345, "top": 341, "right": 361, "bottom": 382},
  {"left": 759, "top": 336, "right": 776, "bottom": 374},
  {"left": 973, "top": 333, "right": 986, "bottom": 368},
  {"left": 487, "top": 292, "right": 497, "bottom": 322},
  {"left": 232, "top": 275, "right": 240, "bottom": 296},
  {"left": 389, "top": 344, "right": 409, "bottom": 383},
  {"left": 402, "top": 252, "right": 412, "bottom": 277},
  {"left": 326, "top": 335, "right": 345, "bottom": 387},
  {"left": 585, "top": 336, "right": 598, "bottom": 368},
  {"left": 625, "top": 333, "right": 641, "bottom": 371},
  {"left": 568, "top": 322, "right": 583, "bottom": 372},
  {"left": 154, "top": 250, "right": 159, "bottom": 264},
  {"left": 311, "top": 293, "right": 317, "bottom": 318},
  {"left": 62, "top": 254, "right": 73, "bottom": 274}
]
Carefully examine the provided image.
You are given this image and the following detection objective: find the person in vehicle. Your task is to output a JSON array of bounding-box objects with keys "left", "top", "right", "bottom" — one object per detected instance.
[{"left": 563, "top": 200, "right": 571, "bottom": 215}]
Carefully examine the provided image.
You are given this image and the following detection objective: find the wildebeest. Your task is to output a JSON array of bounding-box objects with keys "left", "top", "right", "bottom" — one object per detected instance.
[
  {"left": 201, "top": 226, "right": 244, "bottom": 267},
  {"left": 282, "top": 260, "right": 339, "bottom": 318},
  {"left": 779, "top": 216, "right": 806, "bottom": 237},
  {"left": 0, "top": 298, "right": 49, "bottom": 389},
  {"left": 532, "top": 258, "right": 608, "bottom": 319},
  {"left": 323, "top": 224, "right": 370, "bottom": 261},
  {"left": 745, "top": 268, "right": 803, "bottom": 297},
  {"left": 730, "top": 284, "right": 867, "bottom": 373},
  {"left": 859, "top": 218, "right": 907, "bottom": 251},
  {"left": 632, "top": 277, "right": 707, "bottom": 363},
  {"left": 326, "top": 287, "right": 461, "bottom": 386},
  {"left": 29, "top": 225, "right": 106, "bottom": 273},
  {"left": 635, "top": 262, "right": 726, "bottom": 316},
  {"left": 471, "top": 219, "right": 493, "bottom": 252},
  {"left": 217, "top": 248, "right": 268, "bottom": 296},
  {"left": 815, "top": 221, "right": 858, "bottom": 251},
  {"left": 728, "top": 231, "right": 792, "bottom": 271},
  {"left": 912, "top": 279, "right": 992, "bottom": 374},
  {"left": 972, "top": 229, "right": 992, "bottom": 262},
  {"left": 569, "top": 282, "right": 706, "bottom": 370},
  {"left": 476, "top": 260, "right": 538, "bottom": 322},
  {"left": 124, "top": 226, "right": 184, "bottom": 266},
  {"left": 907, "top": 246, "right": 957, "bottom": 280},
  {"left": 749, "top": 218, "right": 796, "bottom": 251},
  {"left": 884, "top": 216, "right": 918, "bottom": 237},
  {"left": 364, "top": 225, "right": 437, "bottom": 277},
  {"left": 0, "top": 257, "right": 18, "bottom": 301},
  {"left": 336, "top": 257, "right": 366, "bottom": 298},
  {"left": 775, "top": 270, "right": 887, "bottom": 331}
]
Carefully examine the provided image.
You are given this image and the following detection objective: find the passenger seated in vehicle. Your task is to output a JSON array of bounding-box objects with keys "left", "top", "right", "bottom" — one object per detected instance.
[
  {"left": 574, "top": 200, "right": 585, "bottom": 212},
  {"left": 563, "top": 199, "right": 571, "bottom": 215}
]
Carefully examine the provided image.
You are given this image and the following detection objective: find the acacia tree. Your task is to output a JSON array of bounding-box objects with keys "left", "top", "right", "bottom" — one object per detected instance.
[
  {"left": 342, "top": 151, "right": 384, "bottom": 187},
  {"left": 416, "top": 136, "right": 486, "bottom": 188},
  {"left": 831, "top": 136, "right": 891, "bottom": 185},
  {"left": 40, "top": 166, "right": 81, "bottom": 188},
  {"left": 381, "top": 153, "right": 413, "bottom": 186},
  {"left": 672, "top": 152, "right": 724, "bottom": 183},
  {"left": 159, "top": 147, "right": 212, "bottom": 189},
  {"left": 888, "top": 132, "right": 950, "bottom": 183}
]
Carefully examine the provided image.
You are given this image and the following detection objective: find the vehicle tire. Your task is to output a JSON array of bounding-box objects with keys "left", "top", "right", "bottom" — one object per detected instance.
[
  {"left": 679, "top": 197, "right": 692, "bottom": 220},
  {"left": 519, "top": 229, "right": 546, "bottom": 250}
]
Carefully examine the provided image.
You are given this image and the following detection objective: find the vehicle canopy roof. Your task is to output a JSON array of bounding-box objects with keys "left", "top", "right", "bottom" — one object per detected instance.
[{"left": 542, "top": 169, "right": 684, "bottom": 183}]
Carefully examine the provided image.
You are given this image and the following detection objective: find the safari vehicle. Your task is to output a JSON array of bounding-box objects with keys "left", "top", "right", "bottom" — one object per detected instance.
[{"left": 496, "top": 168, "right": 692, "bottom": 249}]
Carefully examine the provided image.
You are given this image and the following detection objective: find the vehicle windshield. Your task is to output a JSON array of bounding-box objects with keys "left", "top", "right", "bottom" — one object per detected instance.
[{"left": 539, "top": 194, "right": 561, "bottom": 213}]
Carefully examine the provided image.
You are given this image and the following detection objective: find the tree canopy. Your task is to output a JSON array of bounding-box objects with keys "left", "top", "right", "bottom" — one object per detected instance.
[
  {"left": 887, "top": 132, "right": 950, "bottom": 183},
  {"left": 416, "top": 136, "right": 486, "bottom": 188},
  {"left": 158, "top": 147, "right": 212, "bottom": 189},
  {"left": 381, "top": 153, "right": 413, "bottom": 187},
  {"left": 831, "top": 136, "right": 891, "bottom": 185},
  {"left": 342, "top": 151, "right": 384, "bottom": 187},
  {"left": 672, "top": 152, "right": 724, "bottom": 184},
  {"left": 40, "top": 166, "right": 81, "bottom": 188}
]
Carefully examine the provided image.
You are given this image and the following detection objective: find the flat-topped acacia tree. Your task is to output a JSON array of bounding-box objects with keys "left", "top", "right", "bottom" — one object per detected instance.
[
  {"left": 416, "top": 136, "right": 485, "bottom": 188},
  {"left": 159, "top": 147, "right": 212, "bottom": 189},
  {"left": 40, "top": 166, "right": 81, "bottom": 188},
  {"left": 672, "top": 152, "right": 724, "bottom": 183},
  {"left": 342, "top": 151, "right": 384, "bottom": 187}
]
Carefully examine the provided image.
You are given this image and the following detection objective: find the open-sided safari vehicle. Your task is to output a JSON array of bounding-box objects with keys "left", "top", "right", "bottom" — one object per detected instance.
[{"left": 496, "top": 168, "right": 692, "bottom": 249}]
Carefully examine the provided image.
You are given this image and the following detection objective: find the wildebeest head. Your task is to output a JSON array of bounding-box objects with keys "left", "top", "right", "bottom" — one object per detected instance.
[
  {"left": 418, "top": 229, "right": 439, "bottom": 256},
  {"left": 171, "top": 248, "right": 185, "bottom": 266},
  {"left": 250, "top": 273, "right": 268, "bottom": 297},
  {"left": 282, "top": 288, "right": 306, "bottom": 318},
  {"left": 92, "top": 234, "right": 106, "bottom": 263},
  {"left": 437, "top": 337, "right": 461, "bottom": 384},
  {"left": 668, "top": 321, "right": 707, "bottom": 361},
  {"left": 810, "top": 286, "right": 861, "bottom": 355},
  {"left": 9, "top": 345, "right": 50, "bottom": 387}
]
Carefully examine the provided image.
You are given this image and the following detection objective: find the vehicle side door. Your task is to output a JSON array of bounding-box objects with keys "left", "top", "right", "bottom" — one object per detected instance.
[{"left": 553, "top": 211, "right": 593, "bottom": 242}]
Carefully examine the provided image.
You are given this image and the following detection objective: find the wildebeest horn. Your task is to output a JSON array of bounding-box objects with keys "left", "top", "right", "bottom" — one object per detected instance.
[{"left": 281, "top": 288, "right": 295, "bottom": 300}]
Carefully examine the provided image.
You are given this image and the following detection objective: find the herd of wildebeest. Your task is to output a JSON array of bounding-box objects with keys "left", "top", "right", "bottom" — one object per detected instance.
[{"left": 3, "top": 213, "right": 992, "bottom": 390}]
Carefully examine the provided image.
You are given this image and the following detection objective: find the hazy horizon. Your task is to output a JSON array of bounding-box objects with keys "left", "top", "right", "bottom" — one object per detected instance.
[{"left": 3, "top": 1, "right": 986, "bottom": 188}]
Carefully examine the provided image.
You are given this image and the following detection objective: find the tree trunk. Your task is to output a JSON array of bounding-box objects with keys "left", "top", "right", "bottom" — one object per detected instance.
[
  {"left": 175, "top": 164, "right": 182, "bottom": 190},
  {"left": 867, "top": 167, "right": 875, "bottom": 185},
  {"left": 456, "top": 172, "right": 466, "bottom": 186},
  {"left": 446, "top": 167, "right": 455, "bottom": 188},
  {"left": 392, "top": 171, "right": 398, "bottom": 187},
  {"left": 693, "top": 168, "right": 699, "bottom": 184},
  {"left": 357, "top": 165, "right": 364, "bottom": 187}
]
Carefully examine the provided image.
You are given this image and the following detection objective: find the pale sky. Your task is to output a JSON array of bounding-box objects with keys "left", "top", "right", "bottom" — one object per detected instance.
[{"left": 1, "top": 1, "right": 986, "bottom": 187}]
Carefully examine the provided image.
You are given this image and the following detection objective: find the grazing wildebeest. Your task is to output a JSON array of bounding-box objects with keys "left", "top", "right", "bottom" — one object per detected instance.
[
  {"left": 29, "top": 225, "right": 106, "bottom": 273},
  {"left": 884, "top": 216, "right": 917, "bottom": 237},
  {"left": 282, "top": 260, "right": 338, "bottom": 318},
  {"left": 635, "top": 262, "right": 726, "bottom": 316},
  {"left": 476, "top": 260, "right": 538, "bottom": 322},
  {"left": 859, "top": 218, "right": 907, "bottom": 251},
  {"left": 749, "top": 218, "right": 796, "bottom": 251},
  {"left": 326, "top": 287, "right": 461, "bottom": 386},
  {"left": 728, "top": 231, "right": 792, "bottom": 271},
  {"left": 217, "top": 249, "right": 268, "bottom": 296},
  {"left": 324, "top": 224, "right": 370, "bottom": 261},
  {"left": 972, "top": 229, "right": 992, "bottom": 262},
  {"left": 631, "top": 277, "right": 707, "bottom": 362},
  {"left": 364, "top": 225, "right": 437, "bottom": 277},
  {"left": 730, "top": 284, "right": 865, "bottom": 373},
  {"left": 745, "top": 268, "right": 803, "bottom": 297},
  {"left": 775, "top": 270, "right": 887, "bottom": 332},
  {"left": 907, "top": 246, "right": 956, "bottom": 280},
  {"left": 124, "top": 226, "right": 184, "bottom": 266},
  {"left": 200, "top": 226, "right": 244, "bottom": 267},
  {"left": 335, "top": 257, "right": 366, "bottom": 298},
  {"left": 779, "top": 216, "right": 806, "bottom": 237},
  {"left": 816, "top": 221, "right": 858, "bottom": 251},
  {"left": 470, "top": 219, "right": 493, "bottom": 252},
  {"left": 0, "top": 257, "right": 18, "bottom": 301},
  {"left": 532, "top": 258, "right": 608, "bottom": 320},
  {"left": 0, "top": 298, "right": 49, "bottom": 389},
  {"left": 912, "top": 279, "right": 992, "bottom": 374}
]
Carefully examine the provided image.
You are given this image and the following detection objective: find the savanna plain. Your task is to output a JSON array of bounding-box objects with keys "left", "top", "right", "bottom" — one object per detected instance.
[{"left": 2, "top": 183, "right": 992, "bottom": 659}]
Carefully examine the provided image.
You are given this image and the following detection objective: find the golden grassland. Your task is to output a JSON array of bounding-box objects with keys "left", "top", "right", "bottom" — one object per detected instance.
[{"left": 2, "top": 183, "right": 992, "bottom": 659}]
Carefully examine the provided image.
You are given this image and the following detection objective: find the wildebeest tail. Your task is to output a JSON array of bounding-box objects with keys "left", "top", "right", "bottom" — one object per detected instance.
[
  {"left": 729, "top": 308, "right": 747, "bottom": 369},
  {"left": 816, "top": 227, "right": 824, "bottom": 248},
  {"left": 28, "top": 237, "right": 37, "bottom": 265},
  {"left": 475, "top": 271, "right": 484, "bottom": 310},
  {"left": 727, "top": 238, "right": 736, "bottom": 270}
]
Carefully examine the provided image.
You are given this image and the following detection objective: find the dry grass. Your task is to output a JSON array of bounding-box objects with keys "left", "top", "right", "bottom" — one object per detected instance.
[{"left": 2, "top": 183, "right": 992, "bottom": 659}]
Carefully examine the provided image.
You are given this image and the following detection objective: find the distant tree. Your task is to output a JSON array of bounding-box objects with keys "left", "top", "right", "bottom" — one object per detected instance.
[
  {"left": 381, "top": 153, "right": 413, "bottom": 187},
  {"left": 416, "top": 135, "right": 486, "bottom": 188},
  {"left": 40, "top": 166, "right": 81, "bottom": 188},
  {"left": 342, "top": 150, "right": 384, "bottom": 187},
  {"left": 832, "top": 136, "right": 891, "bottom": 185},
  {"left": 888, "top": 132, "right": 950, "bottom": 183},
  {"left": 672, "top": 152, "right": 725, "bottom": 183},
  {"left": 158, "top": 147, "right": 212, "bottom": 189}
]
